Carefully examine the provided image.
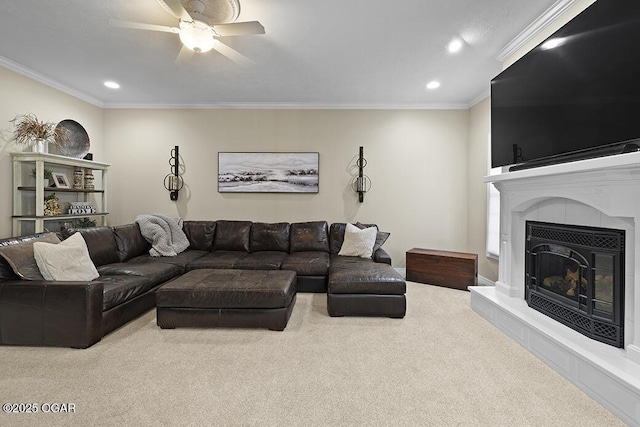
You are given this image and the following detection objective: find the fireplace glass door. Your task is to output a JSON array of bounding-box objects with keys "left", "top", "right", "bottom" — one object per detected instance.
[
  {"left": 525, "top": 221, "right": 624, "bottom": 347},
  {"left": 533, "top": 244, "right": 586, "bottom": 305},
  {"left": 593, "top": 253, "right": 615, "bottom": 316}
]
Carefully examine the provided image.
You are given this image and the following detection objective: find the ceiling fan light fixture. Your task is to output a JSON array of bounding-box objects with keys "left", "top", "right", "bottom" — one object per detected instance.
[{"left": 179, "top": 20, "right": 215, "bottom": 53}]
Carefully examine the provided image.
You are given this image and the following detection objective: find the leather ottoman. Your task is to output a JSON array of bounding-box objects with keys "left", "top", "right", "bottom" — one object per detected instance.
[{"left": 156, "top": 269, "right": 296, "bottom": 331}]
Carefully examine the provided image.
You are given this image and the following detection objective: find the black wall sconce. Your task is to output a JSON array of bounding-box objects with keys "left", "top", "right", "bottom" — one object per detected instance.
[
  {"left": 351, "top": 146, "right": 371, "bottom": 202},
  {"left": 164, "top": 145, "right": 184, "bottom": 201}
]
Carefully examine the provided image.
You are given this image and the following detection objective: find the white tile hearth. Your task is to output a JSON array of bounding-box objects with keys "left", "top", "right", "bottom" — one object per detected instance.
[{"left": 472, "top": 152, "right": 640, "bottom": 425}]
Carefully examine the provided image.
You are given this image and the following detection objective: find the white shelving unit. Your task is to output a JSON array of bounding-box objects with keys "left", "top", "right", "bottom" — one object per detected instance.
[{"left": 11, "top": 152, "right": 110, "bottom": 235}]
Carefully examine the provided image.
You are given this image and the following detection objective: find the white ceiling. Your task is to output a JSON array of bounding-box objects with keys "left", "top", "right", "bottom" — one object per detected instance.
[{"left": 0, "top": 0, "right": 564, "bottom": 108}]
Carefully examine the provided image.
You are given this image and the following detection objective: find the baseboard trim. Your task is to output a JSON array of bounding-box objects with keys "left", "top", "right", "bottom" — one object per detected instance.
[{"left": 477, "top": 275, "right": 495, "bottom": 287}]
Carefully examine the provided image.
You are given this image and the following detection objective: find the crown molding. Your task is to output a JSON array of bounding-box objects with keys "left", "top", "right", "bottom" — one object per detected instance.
[
  {"left": 102, "top": 102, "right": 471, "bottom": 110},
  {"left": 468, "top": 87, "right": 490, "bottom": 108},
  {"left": 0, "top": 55, "right": 104, "bottom": 108},
  {"left": 497, "top": 0, "right": 582, "bottom": 63},
  {"left": 1, "top": 55, "right": 471, "bottom": 110}
]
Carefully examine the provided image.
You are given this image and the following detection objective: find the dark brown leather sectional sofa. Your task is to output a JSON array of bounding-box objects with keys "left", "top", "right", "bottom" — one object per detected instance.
[{"left": 0, "top": 220, "right": 405, "bottom": 348}]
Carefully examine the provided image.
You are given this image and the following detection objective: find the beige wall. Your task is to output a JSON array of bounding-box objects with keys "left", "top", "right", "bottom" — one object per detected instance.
[
  {"left": 0, "top": 67, "right": 104, "bottom": 238},
  {"left": 466, "top": 97, "right": 498, "bottom": 281},
  {"left": 0, "top": 64, "right": 494, "bottom": 272},
  {"left": 104, "top": 108, "right": 470, "bottom": 267}
]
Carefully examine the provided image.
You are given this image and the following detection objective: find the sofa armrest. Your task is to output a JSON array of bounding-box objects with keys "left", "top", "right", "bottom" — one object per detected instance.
[
  {"left": 374, "top": 248, "right": 392, "bottom": 265},
  {"left": 0, "top": 280, "right": 104, "bottom": 348}
]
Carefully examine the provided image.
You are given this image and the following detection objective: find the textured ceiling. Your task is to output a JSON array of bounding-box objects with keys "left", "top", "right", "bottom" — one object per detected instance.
[{"left": 0, "top": 0, "right": 561, "bottom": 108}]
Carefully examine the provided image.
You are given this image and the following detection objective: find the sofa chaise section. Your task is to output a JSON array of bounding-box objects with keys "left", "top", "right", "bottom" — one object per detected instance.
[{"left": 327, "top": 256, "right": 406, "bottom": 318}]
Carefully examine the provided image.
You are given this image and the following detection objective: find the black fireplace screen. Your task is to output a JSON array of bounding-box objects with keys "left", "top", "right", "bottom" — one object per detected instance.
[{"left": 525, "top": 221, "right": 624, "bottom": 347}]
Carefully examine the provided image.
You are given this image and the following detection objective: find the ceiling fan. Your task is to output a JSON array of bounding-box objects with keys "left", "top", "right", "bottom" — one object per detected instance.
[{"left": 110, "top": 0, "right": 264, "bottom": 65}]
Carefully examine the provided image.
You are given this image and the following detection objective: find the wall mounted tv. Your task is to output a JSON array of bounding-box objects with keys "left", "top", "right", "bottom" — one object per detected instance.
[{"left": 491, "top": 0, "right": 640, "bottom": 170}]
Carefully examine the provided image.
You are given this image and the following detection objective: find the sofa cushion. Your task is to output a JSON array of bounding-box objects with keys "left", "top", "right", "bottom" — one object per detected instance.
[
  {"left": 113, "top": 223, "right": 151, "bottom": 262},
  {"left": 0, "top": 233, "right": 61, "bottom": 280},
  {"left": 330, "top": 222, "right": 389, "bottom": 256},
  {"left": 213, "top": 221, "right": 252, "bottom": 252},
  {"left": 250, "top": 222, "right": 290, "bottom": 252},
  {"left": 97, "top": 261, "right": 181, "bottom": 283},
  {"left": 0, "top": 258, "right": 18, "bottom": 281},
  {"left": 281, "top": 251, "right": 330, "bottom": 276},
  {"left": 185, "top": 251, "right": 249, "bottom": 271},
  {"left": 183, "top": 221, "right": 216, "bottom": 251},
  {"left": 329, "top": 223, "right": 348, "bottom": 254},
  {"left": 234, "top": 251, "right": 288, "bottom": 270},
  {"left": 328, "top": 255, "right": 406, "bottom": 295},
  {"left": 99, "top": 275, "right": 157, "bottom": 311},
  {"left": 338, "top": 223, "right": 377, "bottom": 258},
  {"left": 63, "top": 227, "right": 120, "bottom": 267},
  {"left": 33, "top": 232, "right": 99, "bottom": 281},
  {"left": 356, "top": 222, "right": 390, "bottom": 255},
  {"left": 128, "top": 250, "right": 209, "bottom": 272},
  {"left": 290, "top": 221, "right": 329, "bottom": 253}
]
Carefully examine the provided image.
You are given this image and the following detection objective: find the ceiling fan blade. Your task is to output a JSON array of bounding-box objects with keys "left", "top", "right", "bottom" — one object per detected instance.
[
  {"left": 213, "top": 21, "right": 265, "bottom": 36},
  {"left": 109, "top": 19, "right": 177, "bottom": 33},
  {"left": 213, "top": 40, "right": 255, "bottom": 66},
  {"left": 156, "top": 0, "right": 193, "bottom": 21},
  {"left": 175, "top": 45, "right": 194, "bottom": 64}
]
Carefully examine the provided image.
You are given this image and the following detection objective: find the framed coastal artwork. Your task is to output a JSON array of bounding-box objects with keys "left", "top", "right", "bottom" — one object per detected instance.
[{"left": 218, "top": 152, "right": 319, "bottom": 193}]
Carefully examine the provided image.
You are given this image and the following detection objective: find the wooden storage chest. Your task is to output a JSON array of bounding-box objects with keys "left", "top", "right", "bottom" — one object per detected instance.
[{"left": 406, "top": 248, "right": 478, "bottom": 291}]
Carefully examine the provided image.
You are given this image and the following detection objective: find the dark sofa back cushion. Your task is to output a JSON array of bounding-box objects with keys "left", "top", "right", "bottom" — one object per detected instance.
[
  {"left": 0, "top": 233, "right": 61, "bottom": 280},
  {"left": 0, "top": 257, "right": 18, "bottom": 280},
  {"left": 250, "top": 222, "right": 290, "bottom": 252},
  {"left": 329, "top": 223, "right": 347, "bottom": 254},
  {"left": 62, "top": 226, "right": 119, "bottom": 267},
  {"left": 290, "top": 221, "right": 329, "bottom": 253},
  {"left": 0, "top": 234, "right": 50, "bottom": 280},
  {"left": 213, "top": 221, "right": 252, "bottom": 252},
  {"left": 183, "top": 221, "right": 216, "bottom": 251},
  {"left": 113, "top": 223, "right": 151, "bottom": 262}
]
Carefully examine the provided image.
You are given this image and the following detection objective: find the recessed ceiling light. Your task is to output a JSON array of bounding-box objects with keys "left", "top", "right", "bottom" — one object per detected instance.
[
  {"left": 104, "top": 81, "right": 120, "bottom": 89},
  {"left": 541, "top": 37, "right": 565, "bottom": 50},
  {"left": 426, "top": 81, "right": 440, "bottom": 90},
  {"left": 448, "top": 39, "right": 463, "bottom": 53}
]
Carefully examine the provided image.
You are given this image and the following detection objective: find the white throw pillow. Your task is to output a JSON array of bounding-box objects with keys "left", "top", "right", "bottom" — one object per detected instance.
[
  {"left": 33, "top": 232, "right": 99, "bottom": 281},
  {"left": 338, "top": 223, "right": 378, "bottom": 258}
]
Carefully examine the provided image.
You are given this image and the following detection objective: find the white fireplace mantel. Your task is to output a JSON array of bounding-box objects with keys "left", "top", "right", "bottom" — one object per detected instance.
[{"left": 471, "top": 151, "right": 640, "bottom": 425}]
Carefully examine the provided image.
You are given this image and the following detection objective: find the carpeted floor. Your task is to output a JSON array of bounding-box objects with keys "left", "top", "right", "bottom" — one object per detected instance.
[{"left": 0, "top": 282, "right": 623, "bottom": 426}]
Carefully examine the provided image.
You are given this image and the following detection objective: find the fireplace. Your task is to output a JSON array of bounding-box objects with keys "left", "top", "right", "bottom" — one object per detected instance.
[
  {"left": 470, "top": 152, "right": 640, "bottom": 424},
  {"left": 525, "top": 221, "right": 624, "bottom": 347}
]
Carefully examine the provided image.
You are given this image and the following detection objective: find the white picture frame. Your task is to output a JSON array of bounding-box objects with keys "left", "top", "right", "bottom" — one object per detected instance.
[{"left": 52, "top": 172, "right": 70, "bottom": 189}]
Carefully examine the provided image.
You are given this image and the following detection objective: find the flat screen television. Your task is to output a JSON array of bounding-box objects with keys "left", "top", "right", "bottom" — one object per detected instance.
[{"left": 491, "top": 0, "right": 640, "bottom": 170}]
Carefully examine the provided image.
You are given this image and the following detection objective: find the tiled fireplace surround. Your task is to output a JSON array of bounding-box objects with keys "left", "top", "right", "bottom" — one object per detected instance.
[{"left": 471, "top": 152, "right": 640, "bottom": 425}]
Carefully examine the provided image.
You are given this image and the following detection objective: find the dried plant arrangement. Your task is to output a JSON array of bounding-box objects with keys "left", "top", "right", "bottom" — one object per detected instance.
[{"left": 9, "top": 113, "right": 68, "bottom": 147}]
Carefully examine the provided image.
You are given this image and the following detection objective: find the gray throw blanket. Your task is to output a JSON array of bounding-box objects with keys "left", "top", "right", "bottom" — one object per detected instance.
[{"left": 134, "top": 214, "right": 189, "bottom": 257}]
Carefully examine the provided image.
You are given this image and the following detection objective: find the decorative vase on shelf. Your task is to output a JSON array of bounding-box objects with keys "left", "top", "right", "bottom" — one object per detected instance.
[
  {"left": 73, "top": 168, "right": 84, "bottom": 189},
  {"left": 32, "top": 139, "right": 47, "bottom": 154},
  {"left": 84, "top": 170, "right": 95, "bottom": 190}
]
